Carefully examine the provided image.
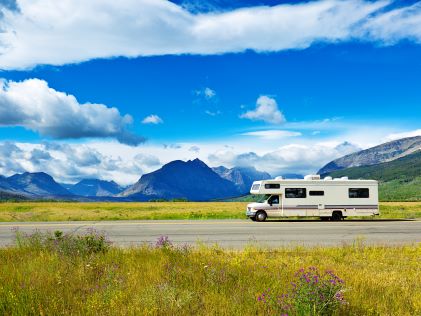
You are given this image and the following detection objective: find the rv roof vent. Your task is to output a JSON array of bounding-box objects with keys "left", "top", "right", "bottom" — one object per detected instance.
[
  {"left": 324, "top": 176, "right": 333, "bottom": 180},
  {"left": 275, "top": 176, "right": 283, "bottom": 180},
  {"left": 304, "top": 174, "right": 321, "bottom": 180},
  {"left": 341, "top": 176, "right": 349, "bottom": 180}
]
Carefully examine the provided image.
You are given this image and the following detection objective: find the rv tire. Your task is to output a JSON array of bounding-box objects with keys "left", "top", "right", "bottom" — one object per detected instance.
[
  {"left": 250, "top": 217, "right": 257, "bottom": 222},
  {"left": 255, "top": 211, "right": 267, "bottom": 222},
  {"left": 331, "top": 211, "right": 343, "bottom": 221}
]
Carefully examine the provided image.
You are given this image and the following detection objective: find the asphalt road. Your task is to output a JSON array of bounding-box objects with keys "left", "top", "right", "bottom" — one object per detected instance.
[{"left": 1, "top": 220, "right": 420, "bottom": 248}]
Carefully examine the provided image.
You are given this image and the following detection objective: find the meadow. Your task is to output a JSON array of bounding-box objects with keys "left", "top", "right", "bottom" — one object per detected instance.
[
  {"left": 0, "top": 201, "right": 420, "bottom": 222},
  {"left": 0, "top": 230, "right": 420, "bottom": 315}
]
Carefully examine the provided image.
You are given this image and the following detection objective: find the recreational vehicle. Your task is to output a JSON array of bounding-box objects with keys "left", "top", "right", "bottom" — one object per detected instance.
[{"left": 246, "top": 175, "right": 379, "bottom": 222}]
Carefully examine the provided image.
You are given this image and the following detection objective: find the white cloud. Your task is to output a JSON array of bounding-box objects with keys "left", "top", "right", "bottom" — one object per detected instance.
[
  {"left": 205, "top": 110, "right": 221, "bottom": 116},
  {"left": 142, "top": 114, "right": 163, "bottom": 124},
  {"left": 240, "top": 96, "right": 285, "bottom": 124},
  {"left": 385, "top": 129, "right": 421, "bottom": 141},
  {"left": 0, "top": 121, "right": 413, "bottom": 185},
  {"left": 203, "top": 87, "right": 216, "bottom": 99},
  {"left": 361, "top": 2, "right": 421, "bottom": 44},
  {"left": 208, "top": 141, "right": 362, "bottom": 176},
  {"left": 0, "top": 0, "right": 407, "bottom": 70},
  {"left": 189, "top": 145, "right": 200, "bottom": 153},
  {"left": 0, "top": 78, "right": 144, "bottom": 145},
  {"left": 242, "top": 130, "right": 301, "bottom": 140}
]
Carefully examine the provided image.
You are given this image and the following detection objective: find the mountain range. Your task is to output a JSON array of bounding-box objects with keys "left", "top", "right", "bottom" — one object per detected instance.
[
  {"left": 120, "top": 159, "right": 246, "bottom": 201},
  {"left": 0, "top": 135, "right": 419, "bottom": 202},
  {"left": 0, "top": 160, "right": 271, "bottom": 201},
  {"left": 212, "top": 166, "right": 271, "bottom": 194},
  {"left": 318, "top": 136, "right": 421, "bottom": 174},
  {"left": 0, "top": 172, "right": 72, "bottom": 199},
  {"left": 64, "top": 179, "right": 124, "bottom": 197},
  {"left": 321, "top": 138, "right": 421, "bottom": 201}
]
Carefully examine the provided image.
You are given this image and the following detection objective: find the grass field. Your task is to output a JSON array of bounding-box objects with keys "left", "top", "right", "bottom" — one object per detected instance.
[
  {"left": 0, "top": 231, "right": 420, "bottom": 315},
  {"left": 0, "top": 201, "right": 420, "bottom": 222}
]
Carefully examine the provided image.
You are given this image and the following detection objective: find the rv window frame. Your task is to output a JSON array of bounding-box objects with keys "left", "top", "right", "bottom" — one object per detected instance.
[
  {"left": 264, "top": 183, "right": 281, "bottom": 189},
  {"left": 251, "top": 184, "right": 261, "bottom": 191},
  {"left": 309, "top": 190, "right": 324, "bottom": 196},
  {"left": 285, "top": 188, "right": 307, "bottom": 198},
  {"left": 349, "top": 188, "right": 369, "bottom": 198}
]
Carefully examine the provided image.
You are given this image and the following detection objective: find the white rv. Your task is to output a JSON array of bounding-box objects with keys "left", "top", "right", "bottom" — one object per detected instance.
[{"left": 246, "top": 175, "right": 379, "bottom": 221}]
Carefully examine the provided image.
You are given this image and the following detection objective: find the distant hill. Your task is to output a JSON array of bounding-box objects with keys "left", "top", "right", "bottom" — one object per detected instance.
[
  {"left": 0, "top": 190, "right": 29, "bottom": 201},
  {"left": 67, "top": 179, "right": 124, "bottom": 197},
  {"left": 7, "top": 172, "right": 71, "bottom": 197},
  {"left": 326, "top": 151, "right": 421, "bottom": 201},
  {"left": 212, "top": 166, "right": 271, "bottom": 194},
  {"left": 120, "top": 159, "right": 239, "bottom": 201},
  {"left": 318, "top": 136, "right": 421, "bottom": 174}
]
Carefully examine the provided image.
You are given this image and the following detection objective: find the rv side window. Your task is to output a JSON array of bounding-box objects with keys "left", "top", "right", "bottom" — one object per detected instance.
[
  {"left": 251, "top": 184, "right": 261, "bottom": 190},
  {"left": 268, "top": 195, "right": 279, "bottom": 204},
  {"left": 309, "top": 190, "right": 324, "bottom": 196},
  {"left": 265, "top": 183, "right": 280, "bottom": 189},
  {"left": 349, "top": 188, "right": 369, "bottom": 198},
  {"left": 285, "top": 188, "right": 306, "bottom": 198}
]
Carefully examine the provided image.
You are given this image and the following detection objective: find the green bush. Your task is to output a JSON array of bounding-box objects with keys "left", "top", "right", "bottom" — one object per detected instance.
[{"left": 14, "top": 228, "right": 111, "bottom": 257}]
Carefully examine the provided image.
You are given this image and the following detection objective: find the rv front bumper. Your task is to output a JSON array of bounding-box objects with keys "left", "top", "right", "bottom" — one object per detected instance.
[{"left": 246, "top": 208, "right": 256, "bottom": 217}]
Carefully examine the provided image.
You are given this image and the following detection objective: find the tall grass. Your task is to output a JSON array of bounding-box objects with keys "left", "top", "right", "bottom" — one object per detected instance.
[
  {"left": 0, "top": 201, "right": 420, "bottom": 222},
  {"left": 0, "top": 232, "right": 420, "bottom": 315}
]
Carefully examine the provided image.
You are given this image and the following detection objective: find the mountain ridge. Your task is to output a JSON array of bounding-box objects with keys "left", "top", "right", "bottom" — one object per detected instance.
[
  {"left": 318, "top": 136, "right": 421, "bottom": 175},
  {"left": 120, "top": 158, "right": 240, "bottom": 201}
]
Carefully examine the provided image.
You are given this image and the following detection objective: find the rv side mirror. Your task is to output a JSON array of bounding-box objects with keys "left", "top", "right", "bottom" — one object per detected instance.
[{"left": 269, "top": 202, "right": 272, "bottom": 206}]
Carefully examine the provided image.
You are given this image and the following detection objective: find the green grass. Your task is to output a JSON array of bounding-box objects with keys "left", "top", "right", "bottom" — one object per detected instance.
[
  {"left": 379, "top": 177, "right": 421, "bottom": 201},
  {"left": 1, "top": 238, "right": 420, "bottom": 315},
  {"left": 0, "top": 201, "right": 420, "bottom": 222}
]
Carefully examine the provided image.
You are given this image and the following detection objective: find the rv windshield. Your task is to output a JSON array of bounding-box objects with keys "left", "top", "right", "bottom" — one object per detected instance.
[
  {"left": 250, "top": 194, "right": 270, "bottom": 203},
  {"left": 261, "top": 194, "right": 271, "bottom": 203}
]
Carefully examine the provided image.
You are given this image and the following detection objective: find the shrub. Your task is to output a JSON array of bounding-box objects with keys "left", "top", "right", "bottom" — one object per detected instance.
[
  {"left": 155, "top": 235, "right": 173, "bottom": 248},
  {"left": 257, "top": 267, "right": 346, "bottom": 315},
  {"left": 14, "top": 228, "right": 111, "bottom": 257}
]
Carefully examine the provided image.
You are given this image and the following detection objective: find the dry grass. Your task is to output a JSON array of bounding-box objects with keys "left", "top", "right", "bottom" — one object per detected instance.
[
  {"left": 0, "top": 201, "right": 420, "bottom": 222},
  {"left": 0, "top": 240, "right": 420, "bottom": 315}
]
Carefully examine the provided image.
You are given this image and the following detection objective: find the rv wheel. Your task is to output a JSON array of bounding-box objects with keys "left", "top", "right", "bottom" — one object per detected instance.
[
  {"left": 331, "top": 211, "right": 343, "bottom": 221},
  {"left": 255, "top": 211, "right": 267, "bottom": 222}
]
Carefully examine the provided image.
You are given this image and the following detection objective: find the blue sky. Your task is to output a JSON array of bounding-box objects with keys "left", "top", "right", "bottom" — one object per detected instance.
[{"left": 0, "top": 0, "right": 420, "bottom": 184}]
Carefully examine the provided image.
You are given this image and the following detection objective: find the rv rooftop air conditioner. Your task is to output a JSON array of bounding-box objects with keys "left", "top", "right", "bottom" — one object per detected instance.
[
  {"left": 324, "top": 176, "right": 333, "bottom": 180},
  {"left": 341, "top": 176, "right": 349, "bottom": 180},
  {"left": 275, "top": 176, "right": 283, "bottom": 180},
  {"left": 304, "top": 174, "right": 321, "bottom": 181}
]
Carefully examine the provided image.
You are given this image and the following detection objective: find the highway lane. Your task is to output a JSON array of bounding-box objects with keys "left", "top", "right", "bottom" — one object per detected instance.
[{"left": 0, "top": 220, "right": 420, "bottom": 248}]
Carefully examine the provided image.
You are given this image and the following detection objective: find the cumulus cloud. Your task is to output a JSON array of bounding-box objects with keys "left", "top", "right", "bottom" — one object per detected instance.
[
  {"left": 385, "top": 129, "right": 421, "bottom": 141},
  {"left": 0, "top": 141, "right": 164, "bottom": 185},
  {"left": 203, "top": 87, "right": 216, "bottom": 99},
  {"left": 0, "top": 78, "right": 145, "bottom": 146},
  {"left": 242, "top": 130, "right": 301, "bottom": 140},
  {"left": 142, "top": 114, "right": 163, "bottom": 124},
  {"left": 240, "top": 96, "right": 285, "bottom": 124},
  {"left": 189, "top": 145, "right": 200, "bottom": 153},
  {"left": 208, "top": 141, "right": 361, "bottom": 176},
  {"left": 134, "top": 153, "right": 161, "bottom": 167},
  {"left": 361, "top": 2, "right": 421, "bottom": 44},
  {"left": 0, "top": 0, "right": 410, "bottom": 69}
]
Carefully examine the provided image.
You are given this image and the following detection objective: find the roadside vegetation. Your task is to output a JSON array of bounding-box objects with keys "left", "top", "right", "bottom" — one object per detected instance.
[
  {"left": 0, "top": 201, "right": 420, "bottom": 222},
  {"left": 0, "top": 231, "right": 420, "bottom": 315}
]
